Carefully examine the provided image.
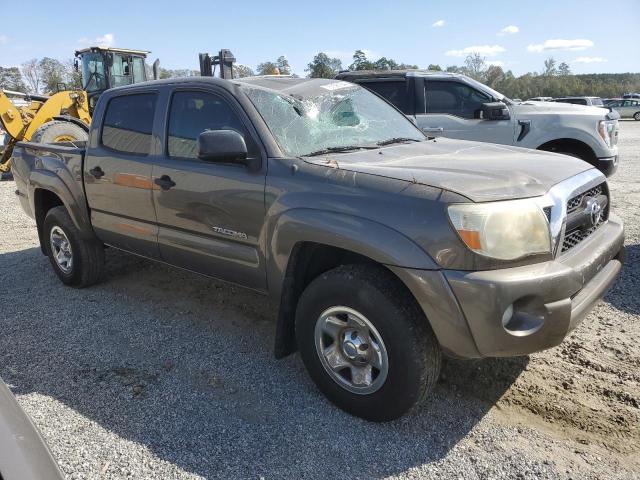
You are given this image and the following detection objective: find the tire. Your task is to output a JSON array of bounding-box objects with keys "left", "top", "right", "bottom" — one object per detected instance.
[
  {"left": 31, "top": 121, "right": 88, "bottom": 144},
  {"left": 634, "top": 112, "right": 640, "bottom": 121},
  {"left": 43, "top": 206, "right": 105, "bottom": 287},
  {"left": 295, "top": 264, "right": 441, "bottom": 421}
]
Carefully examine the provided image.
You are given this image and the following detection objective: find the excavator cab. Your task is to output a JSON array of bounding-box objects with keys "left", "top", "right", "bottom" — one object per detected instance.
[{"left": 75, "top": 47, "right": 153, "bottom": 109}]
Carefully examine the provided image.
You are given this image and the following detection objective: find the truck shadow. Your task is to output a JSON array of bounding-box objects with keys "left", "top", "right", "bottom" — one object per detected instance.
[{"left": 0, "top": 247, "right": 528, "bottom": 479}]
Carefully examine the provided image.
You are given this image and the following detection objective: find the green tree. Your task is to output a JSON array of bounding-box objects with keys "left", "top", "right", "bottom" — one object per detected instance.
[
  {"left": 543, "top": 57, "right": 557, "bottom": 76},
  {"left": 256, "top": 61, "right": 277, "bottom": 75},
  {"left": 427, "top": 64, "right": 442, "bottom": 71},
  {"left": 276, "top": 56, "right": 291, "bottom": 75},
  {"left": 558, "top": 62, "right": 571, "bottom": 76},
  {"left": 349, "top": 50, "right": 375, "bottom": 71},
  {"left": 306, "top": 52, "right": 342, "bottom": 78},
  {"left": 38, "top": 57, "right": 67, "bottom": 93},
  {"left": 0, "top": 66, "right": 27, "bottom": 91}
]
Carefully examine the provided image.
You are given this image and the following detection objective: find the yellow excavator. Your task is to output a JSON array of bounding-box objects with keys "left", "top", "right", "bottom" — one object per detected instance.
[{"left": 0, "top": 47, "right": 157, "bottom": 177}]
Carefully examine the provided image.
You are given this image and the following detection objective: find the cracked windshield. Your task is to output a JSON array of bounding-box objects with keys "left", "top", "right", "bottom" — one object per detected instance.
[{"left": 243, "top": 81, "right": 424, "bottom": 157}]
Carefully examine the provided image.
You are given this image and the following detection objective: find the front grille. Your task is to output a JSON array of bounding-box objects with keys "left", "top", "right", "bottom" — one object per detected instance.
[
  {"left": 562, "top": 220, "right": 605, "bottom": 252},
  {"left": 566, "top": 184, "right": 603, "bottom": 214},
  {"left": 560, "top": 181, "right": 608, "bottom": 253}
]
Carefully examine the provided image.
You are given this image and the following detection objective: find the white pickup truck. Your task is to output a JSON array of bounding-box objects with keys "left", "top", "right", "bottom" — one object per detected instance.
[{"left": 336, "top": 70, "right": 620, "bottom": 176}]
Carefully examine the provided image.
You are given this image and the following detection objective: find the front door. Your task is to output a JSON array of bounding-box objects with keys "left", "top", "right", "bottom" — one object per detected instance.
[
  {"left": 151, "top": 88, "right": 267, "bottom": 290},
  {"left": 84, "top": 91, "right": 160, "bottom": 258},
  {"left": 415, "top": 79, "right": 515, "bottom": 145}
]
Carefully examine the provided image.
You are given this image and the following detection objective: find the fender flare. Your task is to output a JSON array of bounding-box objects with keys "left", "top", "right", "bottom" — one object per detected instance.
[
  {"left": 267, "top": 208, "right": 439, "bottom": 358},
  {"left": 267, "top": 208, "right": 438, "bottom": 299},
  {"left": 28, "top": 170, "right": 95, "bottom": 247}
]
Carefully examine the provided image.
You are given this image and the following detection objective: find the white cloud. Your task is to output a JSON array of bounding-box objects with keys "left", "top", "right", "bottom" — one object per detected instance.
[
  {"left": 498, "top": 25, "right": 519, "bottom": 36},
  {"left": 487, "top": 60, "right": 505, "bottom": 67},
  {"left": 432, "top": 20, "right": 445, "bottom": 27},
  {"left": 573, "top": 56, "right": 607, "bottom": 64},
  {"left": 527, "top": 38, "right": 593, "bottom": 53},
  {"left": 0, "top": 35, "right": 8, "bottom": 45},
  {"left": 445, "top": 45, "right": 506, "bottom": 57},
  {"left": 78, "top": 33, "right": 115, "bottom": 48}
]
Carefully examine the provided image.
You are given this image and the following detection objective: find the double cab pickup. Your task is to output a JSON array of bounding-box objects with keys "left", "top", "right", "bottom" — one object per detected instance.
[{"left": 12, "top": 76, "right": 624, "bottom": 420}]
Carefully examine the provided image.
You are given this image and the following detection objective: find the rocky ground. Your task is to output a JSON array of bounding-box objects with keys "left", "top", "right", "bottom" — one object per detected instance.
[{"left": 0, "top": 121, "right": 638, "bottom": 479}]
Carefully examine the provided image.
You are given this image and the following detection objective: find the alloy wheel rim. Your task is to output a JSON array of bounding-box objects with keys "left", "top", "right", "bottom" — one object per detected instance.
[
  {"left": 49, "top": 226, "right": 73, "bottom": 273},
  {"left": 314, "top": 306, "right": 389, "bottom": 394}
]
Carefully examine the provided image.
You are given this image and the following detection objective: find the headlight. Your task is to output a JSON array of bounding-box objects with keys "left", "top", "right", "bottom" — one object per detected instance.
[
  {"left": 448, "top": 200, "right": 551, "bottom": 260},
  {"left": 598, "top": 120, "right": 616, "bottom": 147}
]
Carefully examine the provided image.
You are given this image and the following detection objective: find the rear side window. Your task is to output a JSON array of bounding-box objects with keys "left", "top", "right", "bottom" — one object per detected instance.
[
  {"left": 425, "top": 81, "right": 491, "bottom": 119},
  {"left": 361, "top": 80, "right": 411, "bottom": 114},
  {"left": 102, "top": 93, "right": 157, "bottom": 155},
  {"left": 591, "top": 98, "right": 603, "bottom": 106},
  {"left": 167, "top": 90, "right": 254, "bottom": 159}
]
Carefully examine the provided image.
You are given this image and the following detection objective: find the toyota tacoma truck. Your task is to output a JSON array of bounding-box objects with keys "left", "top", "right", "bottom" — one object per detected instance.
[
  {"left": 335, "top": 70, "right": 620, "bottom": 176},
  {"left": 11, "top": 76, "right": 625, "bottom": 421}
]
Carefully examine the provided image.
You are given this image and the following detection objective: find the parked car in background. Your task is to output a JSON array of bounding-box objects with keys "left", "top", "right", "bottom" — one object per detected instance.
[
  {"left": 622, "top": 93, "right": 640, "bottom": 99},
  {"left": 606, "top": 99, "right": 640, "bottom": 120},
  {"left": 336, "top": 70, "right": 620, "bottom": 176},
  {"left": 554, "top": 96, "right": 605, "bottom": 107},
  {"left": 529, "top": 96, "right": 554, "bottom": 102},
  {"left": 0, "top": 377, "right": 63, "bottom": 479},
  {"left": 11, "top": 76, "right": 625, "bottom": 421}
]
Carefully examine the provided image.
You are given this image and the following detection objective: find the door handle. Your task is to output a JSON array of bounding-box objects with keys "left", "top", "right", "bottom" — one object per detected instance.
[
  {"left": 422, "top": 127, "right": 444, "bottom": 133},
  {"left": 89, "top": 166, "right": 105, "bottom": 179},
  {"left": 154, "top": 174, "right": 176, "bottom": 191}
]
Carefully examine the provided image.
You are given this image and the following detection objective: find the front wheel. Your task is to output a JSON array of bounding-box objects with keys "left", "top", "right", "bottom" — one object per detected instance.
[
  {"left": 295, "top": 264, "right": 441, "bottom": 421},
  {"left": 634, "top": 112, "right": 640, "bottom": 121},
  {"left": 43, "top": 206, "right": 105, "bottom": 287}
]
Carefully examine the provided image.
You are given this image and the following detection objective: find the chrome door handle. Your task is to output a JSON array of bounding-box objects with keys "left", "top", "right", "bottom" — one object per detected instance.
[{"left": 422, "top": 127, "right": 444, "bottom": 133}]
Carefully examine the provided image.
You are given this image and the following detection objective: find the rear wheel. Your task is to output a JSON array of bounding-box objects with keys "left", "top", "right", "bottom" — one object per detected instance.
[
  {"left": 31, "top": 121, "right": 88, "bottom": 144},
  {"left": 634, "top": 112, "right": 640, "bottom": 121},
  {"left": 43, "top": 206, "right": 104, "bottom": 287},
  {"left": 295, "top": 264, "right": 441, "bottom": 421}
]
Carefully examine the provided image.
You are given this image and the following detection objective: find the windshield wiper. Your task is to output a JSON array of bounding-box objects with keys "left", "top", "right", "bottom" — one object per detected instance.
[
  {"left": 376, "top": 137, "right": 422, "bottom": 146},
  {"left": 304, "top": 145, "right": 378, "bottom": 157}
]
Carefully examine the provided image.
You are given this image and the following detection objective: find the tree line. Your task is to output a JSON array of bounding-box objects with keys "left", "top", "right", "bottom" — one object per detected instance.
[{"left": 2, "top": 50, "right": 639, "bottom": 99}]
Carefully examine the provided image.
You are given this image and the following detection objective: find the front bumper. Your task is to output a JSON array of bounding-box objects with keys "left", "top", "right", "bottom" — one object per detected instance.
[
  {"left": 596, "top": 155, "right": 618, "bottom": 177},
  {"left": 390, "top": 214, "right": 624, "bottom": 359}
]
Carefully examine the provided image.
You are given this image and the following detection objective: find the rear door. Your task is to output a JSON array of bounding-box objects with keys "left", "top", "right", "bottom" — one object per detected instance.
[
  {"left": 151, "top": 87, "right": 267, "bottom": 290},
  {"left": 357, "top": 78, "right": 415, "bottom": 118},
  {"left": 84, "top": 91, "right": 160, "bottom": 258},
  {"left": 415, "top": 78, "right": 515, "bottom": 144}
]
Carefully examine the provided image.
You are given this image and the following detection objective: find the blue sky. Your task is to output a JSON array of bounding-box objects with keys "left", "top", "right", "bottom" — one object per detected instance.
[{"left": 2, "top": 0, "right": 639, "bottom": 77}]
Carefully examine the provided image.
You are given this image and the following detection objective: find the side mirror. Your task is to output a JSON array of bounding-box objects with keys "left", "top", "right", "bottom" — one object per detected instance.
[
  {"left": 478, "top": 101, "right": 510, "bottom": 121},
  {"left": 198, "top": 130, "right": 256, "bottom": 169}
]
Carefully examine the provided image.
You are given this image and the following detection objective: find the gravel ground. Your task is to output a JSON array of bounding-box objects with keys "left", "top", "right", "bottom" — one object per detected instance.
[{"left": 1, "top": 122, "right": 639, "bottom": 480}]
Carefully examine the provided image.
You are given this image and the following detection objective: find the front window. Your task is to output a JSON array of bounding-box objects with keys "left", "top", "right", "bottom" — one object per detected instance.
[
  {"left": 242, "top": 81, "right": 424, "bottom": 157},
  {"left": 425, "top": 81, "right": 492, "bottom": 119},
  {"left": 81, "top": 52, "right": 107, "bottom": 93}
]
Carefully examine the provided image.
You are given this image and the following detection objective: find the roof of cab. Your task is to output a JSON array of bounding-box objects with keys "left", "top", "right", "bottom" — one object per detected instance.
[{"left": 335, "top": 69, "right": 463, "bottom": 80}]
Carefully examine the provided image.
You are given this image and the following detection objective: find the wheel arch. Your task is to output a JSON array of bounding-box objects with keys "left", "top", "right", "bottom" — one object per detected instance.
[
  {"left": 268, "top": 208, "right": 438, "bottom": 358},
  {"left": 537, "top": 137, "right": 598, "bottom": 164}
]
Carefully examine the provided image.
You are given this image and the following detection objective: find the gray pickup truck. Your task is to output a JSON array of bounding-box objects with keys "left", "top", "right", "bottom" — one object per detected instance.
[{"left": 11, "top": 76, "right": 625, "bottom": 421}]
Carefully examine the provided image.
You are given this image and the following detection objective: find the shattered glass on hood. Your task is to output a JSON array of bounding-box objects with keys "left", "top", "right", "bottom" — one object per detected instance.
[{"left": 241, "top": 80, "right": 424, "bottom": 157}]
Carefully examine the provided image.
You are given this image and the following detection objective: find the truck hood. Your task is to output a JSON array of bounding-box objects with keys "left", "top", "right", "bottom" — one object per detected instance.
[
  {"left": 513, "top": 101, "right": 614, "bottom": 118},
  {"left": 303, "top": 138, "right": 593, "bottom": 202}
]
